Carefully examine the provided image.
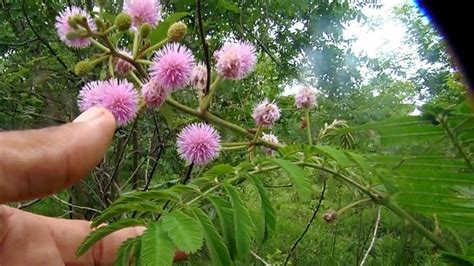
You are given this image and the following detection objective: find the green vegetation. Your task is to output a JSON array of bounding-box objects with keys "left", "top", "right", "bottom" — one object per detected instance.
[{"left": 1, "top": 0, "right": 472, "bottom": 265}]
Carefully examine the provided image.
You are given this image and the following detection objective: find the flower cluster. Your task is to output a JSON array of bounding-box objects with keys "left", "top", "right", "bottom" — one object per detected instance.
[
  {"left": 124, "top": 0, "right": 161, "bottom": 28},
  {"left": 252, "top": 99, "right": 281, "bottom": 128},
  {"left": 177, "top": 123, "right": 221, "bottom": 165},
  {"left": 295, "top": 86, "right": 317, "bottom": 109},
  {"left": 55, "top": 6, "right": 96, "bottom": 48},
  {"left": 78, "top": 79, "right": 139, "bottom": 126},
  {"left": 142, "top": 80, "right": 167, "bottom": 108},
  {"left": 150, "top": 43, "right": 196, "bottom": 92},
  {"left": 214, "top": 41, "right": 256, "bottom": 80},
  {"left": 261, "top": 133, "right": 280, "bottom": 155},
  {"left": 114, "top": 49, "right": 134, "bottom": 76}
]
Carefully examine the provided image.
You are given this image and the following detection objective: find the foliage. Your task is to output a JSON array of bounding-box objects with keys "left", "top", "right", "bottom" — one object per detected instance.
[{"left": 2, "top": 0, "right": 473, "bottom": 265}]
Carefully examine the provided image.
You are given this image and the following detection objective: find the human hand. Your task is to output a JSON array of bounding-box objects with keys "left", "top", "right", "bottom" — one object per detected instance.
[{"left": 0, "top": 108, "right": 184, "bottom": 265}]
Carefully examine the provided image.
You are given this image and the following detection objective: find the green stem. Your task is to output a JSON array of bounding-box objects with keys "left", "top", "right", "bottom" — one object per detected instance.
[
  {"left": 305, "top": 109, "right": 313, "bottom": 145},
  {"left": 200, "top": 75, "right": 223, "bottom": 112},
  {"left": 222, "top": 145, "right": 248, "bottom": 151},
  {"left": 129, "top": 71, "right": 143, "bottom": 87},
  {"left": 165, "top": 97, "right": 282, "bottom": 151},
  {"left": 136, "top": 59, "right": 152, "bottom": 65},
  {"left": 382, "top": 198, "right": 452, "bottom": 252},
  {"left": 132, "top": 32, "right": 140, "bottom": 59},
  {"left": 90, "top": 38, "right": 109, "bottom": 52},
  {"left": 140, "top": 38, "right": 169, "bottom": 57},
  {"left": 222, "top": 142, "right": 251, "bottom": 147},
  {"left": 336, "top": 198, "right": 370, "bottom": 216},
  {"left": 108, "top": 56, "right": 114, "bottom": 78},
  {"left": 439, "top": 116, "right": 474, "bottom": 170}
]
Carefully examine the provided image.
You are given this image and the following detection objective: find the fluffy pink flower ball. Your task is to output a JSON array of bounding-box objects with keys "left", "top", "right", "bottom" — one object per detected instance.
[
  {"left": 191, "top": 63, "right": 208, "bottom": 93},
  {"left": 115, "top": 49, "right": 134, "bottom": 76},
  {"left": 150, "top": 43, "right": 196, "bottom": 92},
  {"left": 55, "top": 6, "right": 96, "bottom": 48},
  {"left": 261, "top": 133, "right": 279, "bottom": 155},
  {"left": 124, "top": 0, "right": 161, "bottom": 27},
  {"left": 252, "top": 99, "right": 281, "bottom": 128},
  {"left": 78, "top": 81, "right": 104, "bottom": 111},
  {"left": 77, "top": 79, "right": 138, "bottom": 126},
  {"left": 214, "top": 41, "right": 256, "bottom": 80},
  {"left": 295, "top": 86, "right": 317, "bottom": 109},
  {"left": 177, "top": 123, "right": 221, "bottom": 165},
  {"left": 142, "top": 80, "right": 167, "bottom": 108}
]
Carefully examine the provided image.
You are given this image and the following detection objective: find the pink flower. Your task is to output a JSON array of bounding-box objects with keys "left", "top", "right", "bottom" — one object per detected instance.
[
  {"left": 150, "top": 43, "right": 195, "bottom": 91},
  {"left": 214, "top": 41, "right": 256, "bottom": 80},
  {"left": 142, "top": 79, "right": 167, "bottom": 108},
  {"left": 177, "top": 123, "right": 221, "bottom": 165},
  {"left": 261, "top": 133, "right": 279, "bottom": 155},
  {"left": 124, "top": 0, "right": 161, "bottom": 27},
  {"left": 55, "top": 6, "right": 96, "bottom": 48},
  {"left": 78, "top": 81, "right": 105, "bottom": 111},
  {"left": 77, "top": 79, "right": 138, "bottom": 126},
  {"left": 295, "top": 86, "right": 317, "bottom": 109},
  {"left": 115, "top": 49, "right": 134, "bottom": 75},
  {"left": 252, "top": 99, "right": 281, "bottom": 128},
  {"left": 191, "top": 63, "right": 208, "bottom": 93}
]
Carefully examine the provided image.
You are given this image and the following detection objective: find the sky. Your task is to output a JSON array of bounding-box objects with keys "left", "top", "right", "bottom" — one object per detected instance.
[{"left": 344, "top": 0, "right": 411, "bottom": 59}]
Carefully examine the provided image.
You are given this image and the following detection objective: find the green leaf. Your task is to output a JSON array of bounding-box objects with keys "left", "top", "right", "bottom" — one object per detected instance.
[
  {"left": 141, "top": 222, "right": 175, "bottom": 266},
  {"left": 248, "top": 175, "right": 277, "bottom": 244},
  {"left": 108, "top": 190, "right": 179, "bottom": 210},
  {"left": 76, "top": 219, "right": 144, "bottom": 257},
  {"left": 223, "top": 184, "right": 255, "bottom": 259},
  {"left": 217, "top": 0, "right": 240, "bottom": 12},
  {"left": 150, "top": 12, "right": 190, "bottom": 44},
  {"left": 345, "top": 151, "right": 370, "bottom": 173},
  {"left": 115, "top": 236, "right": 139, "bottom": 266},
  {"left": 204, "top": 164, "right": 235, "bottom": 179},
  {"left": 191, "top": 207, "right": 233, "bottom": 266},
  {"left": 92, "top": 201, "right": 162, "bottom": 227},
  {"left": 441, "top": 253, "right": 474, "bottom": 266},
  {"left": 271, "top": 158, "right": 312, "bottom": 201},
  {"left": 161, "top": 210, "right": 204, "bottom": 253},
  {"left": 207, "top": 195, "right": 237, "bottom": 259},
  {"left": 315, "top": 146, "right": 349, "bottom": 168}
]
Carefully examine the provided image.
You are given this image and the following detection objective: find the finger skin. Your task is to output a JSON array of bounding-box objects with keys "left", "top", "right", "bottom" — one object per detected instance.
[
  {"left": 0, "top": 107, "right": 116, "bottom": 203},
  {"left": 0, "top": 206, "right": 187, "bottom": 265}
]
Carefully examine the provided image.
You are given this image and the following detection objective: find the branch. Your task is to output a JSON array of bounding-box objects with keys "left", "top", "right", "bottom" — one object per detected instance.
[
  {"left": 16, "top": 198, "right": 41, "bottom": 209},
  {"left": 360, "top": 207, "right": 382, "bottom": 266},
  {"left": 284, "top": 181, "right": 327, "bottom": 265},
  {"left": 195, "top": 0, "right": 211, "bottom": 95},
  {"left": 251, "top": 251, "right": 271, "bottom": 266},
  {"left": 0, "top": 37, "right": 38, "bottom": 46},
  {"left": 52, "top": 195, "right": 101, "bottom": 213},
  {"left": 21, "top": 2, "right": 74, "bottom": 75}
]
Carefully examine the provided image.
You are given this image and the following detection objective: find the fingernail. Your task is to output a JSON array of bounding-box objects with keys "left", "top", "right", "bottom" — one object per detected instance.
[{"left": 73, "top": 107, "right": 104, "bottom": 123}]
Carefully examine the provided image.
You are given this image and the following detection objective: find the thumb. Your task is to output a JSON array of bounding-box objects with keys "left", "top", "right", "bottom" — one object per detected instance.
[{"left": 0, "top": 107, "right": 116, "bottom": 203}]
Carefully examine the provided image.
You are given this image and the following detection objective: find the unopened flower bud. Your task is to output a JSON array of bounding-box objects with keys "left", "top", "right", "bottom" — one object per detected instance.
[
  {"left": 167, "top": 21, "right": 187, "bottom": 42},
  {"left": 71, "top": 14, "right": 87, "bottom": 28},
  {"left": 94, "top": 17, "right": 106, "bottom": 31},
  {"left": 66, "top": 30, "right": 87, "bottom": 40},
  {"left": 323, "top": 210, "right": 338, "bottom": 223},
  {"left": 139, "top": 23, "right": 153, "bottom": 38},
  {"left": 115, "top": 13, "right": 132, "bottom": 31},
  {"left": 74, "top": 60, "right": 94, "bottom": 76}
]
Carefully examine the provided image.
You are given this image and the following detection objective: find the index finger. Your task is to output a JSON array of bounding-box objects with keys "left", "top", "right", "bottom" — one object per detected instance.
[{"left": 0, "top": 107, "right": 116, "bottom": 203}]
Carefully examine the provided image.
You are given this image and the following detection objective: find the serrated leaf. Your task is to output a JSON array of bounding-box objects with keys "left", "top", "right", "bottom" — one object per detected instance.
[
  {"left": 191, "top": 207, "right": 232, "bottom": 266},
  {"left": 115, "top": 236, "right": 139, "bottom": 266},
  {"left": 161, "top": 210, "right": 204, "bottom": 253},
  {"left": 207, "top": 195, "right": 237, "bottom": 259},
  {"left": 248, "top": 175, "right": 277, "bottom": 244},
  {"left": 204, "top": 164, "right": 235, "bottom": 179},
  {"left": 271, "top": 158, "right": 312, "bottom": 201},
  {"left": 76, "top": 219, "right": 144, "bottom": 257},
  {"left": 141, "top": 222, "right": 175, "bottom": 266},
  {"left": 150, "top": 12, "right": 190, "bottom": 44},
  {"left": 346, "top": 151, "right": 370, "bottom": 173},
  {"left": 223, "top": 184, "right": 255, "bottom": 259},
  {"left": 92, "top": 202, "right": 162, "bottom": 227},
  {"left": 315, "top": 146, "right": 349, "bottom": 168}
]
